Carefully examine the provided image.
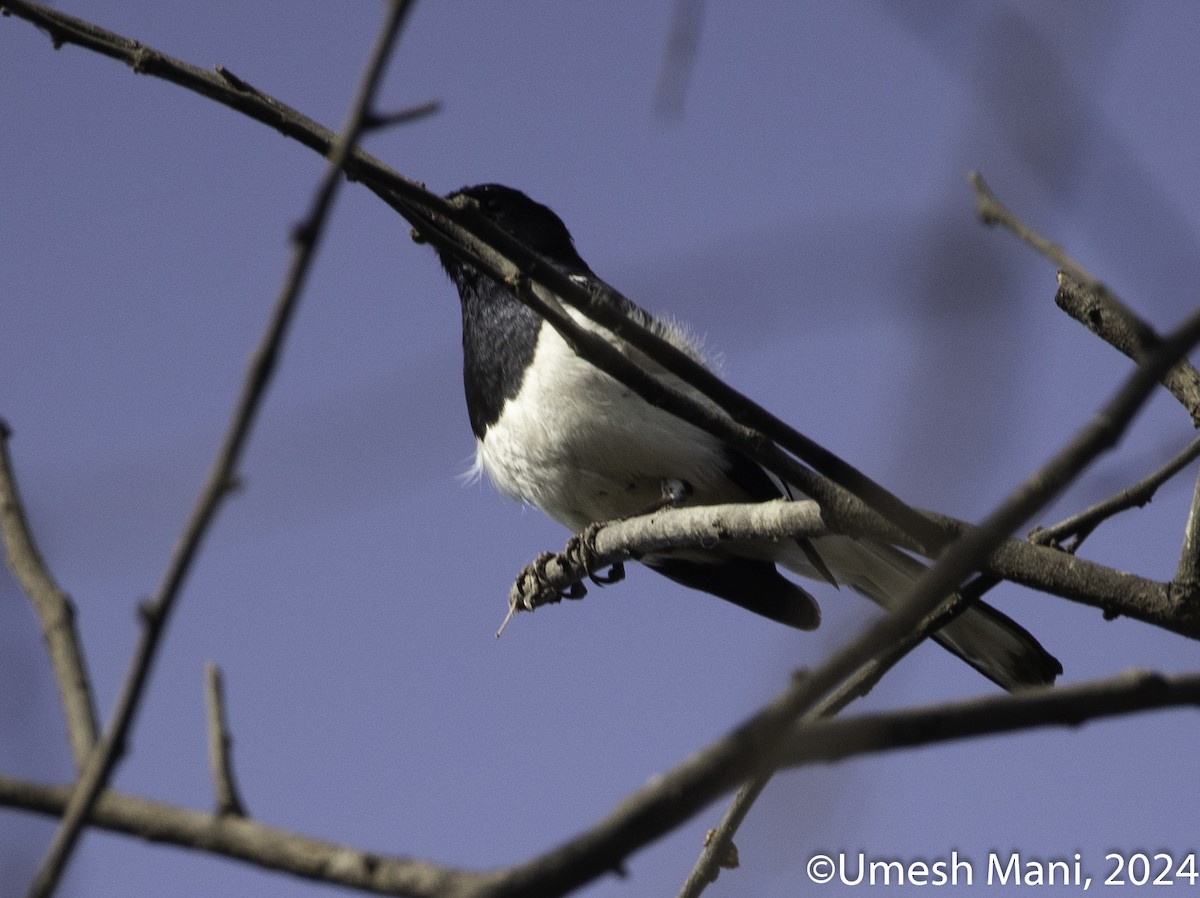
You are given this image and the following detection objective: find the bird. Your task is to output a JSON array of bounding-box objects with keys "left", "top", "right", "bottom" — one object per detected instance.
[{"left": 430, "top": 182, "right": 1061, "bottom": 691}]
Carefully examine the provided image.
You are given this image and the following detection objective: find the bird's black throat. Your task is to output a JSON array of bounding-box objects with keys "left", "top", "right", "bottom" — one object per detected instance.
[{"left": 452, "top": 266, "right": 542, "bottom": 439}]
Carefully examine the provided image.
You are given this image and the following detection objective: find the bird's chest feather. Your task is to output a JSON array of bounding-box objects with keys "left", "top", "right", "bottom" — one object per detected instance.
[{"left": 475, "top": 320, "right": 732, "bottom": 530}]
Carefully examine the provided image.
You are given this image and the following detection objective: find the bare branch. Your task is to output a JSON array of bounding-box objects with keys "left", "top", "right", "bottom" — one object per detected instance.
[
  {"left": 0, "top": 774, "right": 485, "bottom": 898},
  {"left": 1055, "top": 273, "right": 1200, "bottom": 424},
  {"left": 204, "top": 663, "right": 246, "bottom": 818},
  {"left": 970, "top": 170, "right": 1099, "bottom": 283},
  {"left": 511, "top": 488, "right": 1199, "bottom": 642},
  {"left": 676, "top": 645, "right": 912, "bottom": 896},
  {"left": 971, "top": 172, "right": 1200, "bottom": 423},
  {"left": 0, "top": 420, "right": 98, "bottom": 770},
  {"left": 781, "top": 669, "right": 1200, "bottom": 767},
  {"left": 507, "top": 500, "right": 825, "bottom": 619},
  {"left": 22, "top": 3, "right": 419, "bottom": 896},
  {"left": 977, "top": 521, "right": 1192, "bottom": 634},
  {"left": 676, "top": 575, "right": 1008, "bottom": 897},
  {"left": 1030, "top": 434, "right": 1200, "bottom": 553}
]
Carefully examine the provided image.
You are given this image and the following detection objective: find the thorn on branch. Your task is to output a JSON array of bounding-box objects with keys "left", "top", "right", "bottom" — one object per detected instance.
[
  {"left": 205, "top": 662, "right": 247, "bottom": 818},
  {"left": 214, "top": 64, "right": 255, "bottom": 93}
]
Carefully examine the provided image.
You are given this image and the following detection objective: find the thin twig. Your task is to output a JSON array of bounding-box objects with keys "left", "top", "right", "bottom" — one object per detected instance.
[
  {"left": 676, "top": 576, "right": 999, "bottom": 897},
  {"left": 1055, "top": 273, "right": 1200, "bottom": 424},
  {"left": 927, "top": 508, "right": 1194, "bottom": 637},
  {"left": 21, "top": 4, "right": 417, "bottom": 896},
  {"left": 205, "top": 662, "right": 246, "bottom": 817},
  {"left": 0, "top": 420, "right": 99, "bottom": 771},
  {"left": 361, "top": 99, "right": 442, "bottom": 133},
  {"left": 1031, "top": 434, "right": 1200, "bottom": 553},
  {"left": 969, "top": 170, "right": 1099, "bottom": 284},
  {"left": 971, "top": 172, "right": 1200, "bottom": 423},
  {"left": 782, "top": 669, "right": 1200, "bottom": 767}
]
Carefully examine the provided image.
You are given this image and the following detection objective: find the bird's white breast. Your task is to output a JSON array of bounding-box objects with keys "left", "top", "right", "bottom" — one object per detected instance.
[{"left": 475, "top": 311, "right": 734, "bottom": 531}]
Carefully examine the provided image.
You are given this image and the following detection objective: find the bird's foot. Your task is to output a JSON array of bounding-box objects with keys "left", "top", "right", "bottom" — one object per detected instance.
[
  {"left": 502, "top": 551, "right": 588, "bottom": 636},
  {"left": 565, "top": 523, "right": 625, "bottom": 586},
  {"left": 533, "top": 550, "right": 588, "bottom": 602}
]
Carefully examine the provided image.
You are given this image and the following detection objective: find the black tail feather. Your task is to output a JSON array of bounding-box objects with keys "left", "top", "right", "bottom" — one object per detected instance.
[{"left": 645, "top": 556, "right": 821, "bottom": 631}]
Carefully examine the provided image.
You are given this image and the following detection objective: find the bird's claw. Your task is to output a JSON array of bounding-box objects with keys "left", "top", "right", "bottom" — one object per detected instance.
[
  {"left": 530, "top": 550, "right": 588, "bottom": 602},
  {"left": 565, "top": 523, "right": 624, "bottom": 586},
  {"left": 590, "top": 560, "right": 625, "bottom": 585}
]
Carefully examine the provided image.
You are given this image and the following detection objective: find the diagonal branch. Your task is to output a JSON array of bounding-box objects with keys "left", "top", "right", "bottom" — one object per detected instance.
[
  {"left": 1030, "top": 434, "right": 1200, "bottom": 553},
  {"left": 683, "top": 294, "right": 1200, "bottom": 890},
  {"left": 781, "top": 668, "right": 1200, "bottom": 767},
  {"left": 1055, "top": 273, "right": 1200, "bottom": 424},
  {"left": 676, "top": 575, "right": 997, "bottom": 897},
  {"left": 0, "top": 420, "right": 99, "bottom": 770},
  {"left": 21, "top": 3, "right": 418, "bottom": 896},
  {"left": 971, "top": 172, "right": 1200, "bottom": 423},
  {"left": 676, "top": 302, "right": 1200, "bottom": 893}
]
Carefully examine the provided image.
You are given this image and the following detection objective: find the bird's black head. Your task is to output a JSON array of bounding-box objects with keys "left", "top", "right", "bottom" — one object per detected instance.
[
  {"left": 436, "top": 184, "right": 594, "bottom": 439},
  {"left": 442, "top": 183, "right": 591, "bottom": 275}
]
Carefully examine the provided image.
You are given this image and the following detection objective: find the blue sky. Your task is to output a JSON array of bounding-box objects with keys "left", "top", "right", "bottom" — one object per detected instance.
[{"left": 4, "top": 2, "right": 1200, "bottom": 896}]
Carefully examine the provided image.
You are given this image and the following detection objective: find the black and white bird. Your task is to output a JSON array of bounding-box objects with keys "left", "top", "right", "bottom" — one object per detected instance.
[{"left": 433, "top": 183, "right": 1060, "bottom": 691}]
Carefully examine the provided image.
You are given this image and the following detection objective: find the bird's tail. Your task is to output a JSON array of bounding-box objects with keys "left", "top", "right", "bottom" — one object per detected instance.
[{"left": 791, "top": 535, "right": 1061, "bottom": 691}]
